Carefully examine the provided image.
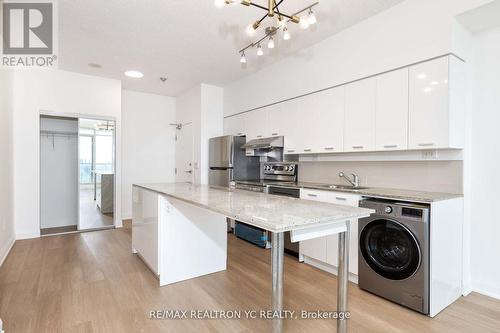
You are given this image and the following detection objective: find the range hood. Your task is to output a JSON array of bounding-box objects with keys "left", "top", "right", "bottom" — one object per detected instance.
[{"left": 241, "top": 136, "right": 284, "bottom": 150}]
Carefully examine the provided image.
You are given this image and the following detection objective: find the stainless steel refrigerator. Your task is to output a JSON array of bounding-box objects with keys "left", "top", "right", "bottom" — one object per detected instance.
[{"left": 209, "top": 135, "right": 260, "bottom": 187}]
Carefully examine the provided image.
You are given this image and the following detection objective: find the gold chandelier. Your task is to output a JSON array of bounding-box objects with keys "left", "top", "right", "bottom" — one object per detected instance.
[{"left": 214, "top": 0, "right": 319, "bottom": 63}]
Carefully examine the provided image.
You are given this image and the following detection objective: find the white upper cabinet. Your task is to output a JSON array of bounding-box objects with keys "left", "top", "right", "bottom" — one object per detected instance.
[
  {"left": 268, "top": 103, "right": 284, "bottom": 137},
  {"left": 223, "top": 114, "right": 245, "bottom": 136},
  {"left": 232, "top": 56, "right": 464, "bottom": 154},
  {"left": 344, "top": 77, "right": 376, "bottom": 152},
  {"left": 311, "top": 87, "right": 345, "bottom": 153},
  {"left": 376, "top": 68, "right": 409, "bottom": 150},
  {"left": 408, "top": 56, "right": 465, "bottom": 149},
  {"left": 280, "top": 99, "right": 305, "bottom": 154},
  {"left": 243, "top": 107, "right": 269, "bottom": 141}
]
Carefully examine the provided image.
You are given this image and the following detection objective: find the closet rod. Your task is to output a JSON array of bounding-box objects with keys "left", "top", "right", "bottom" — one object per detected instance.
[{"left": 40, "top": 130, "right": 79, "bottom": 137}]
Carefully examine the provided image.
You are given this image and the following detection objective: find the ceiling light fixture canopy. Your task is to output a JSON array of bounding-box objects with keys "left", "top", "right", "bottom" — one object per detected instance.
[{"left": 215, "top": 0, "right": 319, "bottom": 63}]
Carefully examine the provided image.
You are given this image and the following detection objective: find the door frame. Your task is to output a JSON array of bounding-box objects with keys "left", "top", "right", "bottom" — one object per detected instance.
[
  {"left": 175, "top": 122, "right": 194, "bottom": 183},
  {"left": 38, "top": 110, "right": 118, "bottom": 234}
]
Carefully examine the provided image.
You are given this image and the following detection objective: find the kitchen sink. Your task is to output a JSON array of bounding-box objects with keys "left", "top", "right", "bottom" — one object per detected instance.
[{"left": 318, "top": 184, "right": 370, "bottom": 191}]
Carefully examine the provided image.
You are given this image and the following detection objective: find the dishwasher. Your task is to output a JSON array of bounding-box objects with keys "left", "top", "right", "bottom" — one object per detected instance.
[{"left": 267, "top": 185, "right": 301, "bottom": 258}]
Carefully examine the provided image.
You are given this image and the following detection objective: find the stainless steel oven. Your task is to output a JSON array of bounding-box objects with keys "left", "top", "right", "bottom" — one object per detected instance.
[
  {"left": 266, "top": 182, "right": 300, "bottom": 257},
  {"left": 234, "top": 162, "right": 299, "bottom": 254}
]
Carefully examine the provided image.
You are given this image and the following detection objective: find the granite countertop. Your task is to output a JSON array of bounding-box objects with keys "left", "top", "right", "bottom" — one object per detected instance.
[
  {"left": 234, "top": 180, "right": 462, "bottom": 203},
  {"left": 133, "top": 183, "right": 374, "bottom": 233}
]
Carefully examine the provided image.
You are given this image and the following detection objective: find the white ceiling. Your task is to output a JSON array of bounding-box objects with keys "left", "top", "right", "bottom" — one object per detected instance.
[{"left": 58, "top": 0, "right": 404, "bottom": 97}]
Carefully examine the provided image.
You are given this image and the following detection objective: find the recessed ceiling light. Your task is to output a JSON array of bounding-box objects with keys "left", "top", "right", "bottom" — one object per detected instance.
[
  {"left": 88, "top": 63, "right": 102, "bottom": 68},
  {"left": 124, "top": 70, "right": 144, "bottom": 79}
]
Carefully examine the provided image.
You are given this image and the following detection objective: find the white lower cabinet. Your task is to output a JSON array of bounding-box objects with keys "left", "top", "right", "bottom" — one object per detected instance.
[{"left": 299, "top": 189, "right": 362, "bottom": 279}]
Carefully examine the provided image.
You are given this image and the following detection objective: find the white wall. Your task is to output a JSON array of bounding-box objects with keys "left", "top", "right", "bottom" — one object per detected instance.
[
  {"left": 200, "top": 84, "right": 224, "bottom": 185},
  {"left": 176, "top": 84, "right": 223, "bottom": 185},
  {"left": 223, "top": 0, "right": 491, "bottom": 115},
  {"left": 467, "top": 26, "right": 500, "bottom": 299},
  {"left": 121, "top": 90, "right": 176, "bottom": 219},
  {"left": 0, "top": 70, "right": 15, "bottom": 266},
  {"left": 12, "top": 69, "right": 122, "bottom": 239},
  {"left": 40, "top": 117, "right": 79, "bottom": 228}
]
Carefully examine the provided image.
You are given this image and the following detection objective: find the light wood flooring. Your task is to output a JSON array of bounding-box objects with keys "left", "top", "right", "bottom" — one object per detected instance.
[{"left": 1, "top": 223, "right": 499, "bottom": 333}]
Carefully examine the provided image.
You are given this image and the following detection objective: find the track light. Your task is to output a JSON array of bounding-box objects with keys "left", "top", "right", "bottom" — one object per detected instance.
[
  {"left": 240, "top": 52, "right": 247, "bottom": 63},
  {"left": 257, "top": 44, "right": 263, "bottom": 56},
  {"left": 267, "top": 36, "right": 275, "bottom": 49},
  {"left": 283, "top": 27, "right": 290, "bottom": 40},
  {"left": 308, "top": 8, "right": 317, "bottom": 25}
]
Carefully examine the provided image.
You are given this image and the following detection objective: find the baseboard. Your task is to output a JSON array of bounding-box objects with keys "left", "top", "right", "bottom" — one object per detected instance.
[
  {"left": 0, "top": 236, "right": 15, "bottom": 267},
  {"left": 15, "top": 231, "right": 41, "bottom": 240},
  {"left": 303, "top": 256, "right": 359, "bottom": 284},
  {"left": 473, "top": 287, "right": 500, "bottom": 301}
]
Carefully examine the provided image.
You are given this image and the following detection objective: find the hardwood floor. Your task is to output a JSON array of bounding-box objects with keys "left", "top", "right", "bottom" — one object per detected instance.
[{"left": 1, "top": 224, "right": 499, "bottom": 333}]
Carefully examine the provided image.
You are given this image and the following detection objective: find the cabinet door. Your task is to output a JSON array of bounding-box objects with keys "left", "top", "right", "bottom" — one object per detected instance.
[
  {"left": 344, "top": 77, "right": 376, "bottom": 152},
  {"left": 409, "top": 57, "right": 449, "bottom": 149},
  {"left": 244, "top": 108, "right": 269, "bottom": 141},
  {"left": 223, "top": 114, "right": 245, "bottom": 136},
  {"left": 281, "top": 99, "right": 304, "bottom": 154},
  {"left": 376, "top": 68, "right": 409, "bottom": 151},
  {"left": 325, "top": 192, "right": 361, "bottom": 275},
  {"left": 299, "top": 189, "right": 330, "bottom": 262},
  {"left": 313, "top": 87, "right": 345, "bottom": 153},
  {"left": 268, "top": 103, "right": 283, "bottom": 137}
]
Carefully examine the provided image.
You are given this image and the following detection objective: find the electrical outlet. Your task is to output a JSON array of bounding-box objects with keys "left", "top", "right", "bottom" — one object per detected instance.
[{"left": 421, "top": 150, "right": 438, "bottom": 160}]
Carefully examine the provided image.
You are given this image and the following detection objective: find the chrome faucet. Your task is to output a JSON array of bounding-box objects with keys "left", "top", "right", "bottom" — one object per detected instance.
[{"left": 339, "top": 172, "right": 360, "bottom": 187}]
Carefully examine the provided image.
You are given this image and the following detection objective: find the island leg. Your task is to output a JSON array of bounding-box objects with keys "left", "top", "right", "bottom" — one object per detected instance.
[
  {"left": 337, "top": 221, "right": 350, "bottom": 333},
  {"left": 271, "top": 232, "right": 284, "bottom": 333}
]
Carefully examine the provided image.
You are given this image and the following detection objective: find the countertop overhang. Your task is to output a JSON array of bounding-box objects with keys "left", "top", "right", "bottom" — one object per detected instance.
[{"left": 133, "top": 183, "right": 374, "bottom": 233}]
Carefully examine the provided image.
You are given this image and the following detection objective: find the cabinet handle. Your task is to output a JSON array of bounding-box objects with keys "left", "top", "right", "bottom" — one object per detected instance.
[
  {"left": 257, "top": 135, "right": 263, "bottom": 138},
  {"left": 236, "top": 132, "right": 244, "bottom": 136},
  {"left": 287, "top": 149, "right": 295, "bottom": 153},
  {"left": 303, "top": 148, "right": 312, "bottom": 152},
  {"left": 324, "top": 147, "right": 334, "bottom": 150},
  {"left": 307, "top": 193, "right": 318, "bottom": 197},
  {"left": 335, "top": 197, "right": 347, "bottom": 201},
  {"left": 418, "top": 143, "right": 434, "bottom": 147},
  {"left": 272, "top": 133, "right": 279, "bottom": 136},
  {"left": 352, "top": 145, "right": 364, "bottom": 149},
  {"left": 383, "top": 144, "right": 398, "bottom": 148}
]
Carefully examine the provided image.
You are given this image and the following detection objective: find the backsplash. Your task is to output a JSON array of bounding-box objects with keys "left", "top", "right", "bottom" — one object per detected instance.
[{"left": 297, "top": 161, "right": 463, "bottom": 194}]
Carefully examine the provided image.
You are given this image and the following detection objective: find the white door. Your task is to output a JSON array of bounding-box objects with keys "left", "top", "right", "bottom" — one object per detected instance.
[
  {"left": 244, "top": 108, "right": 268, "bottom": 141},
  {"left": 344, "top": 77, "right": 376, "bottom": 152},
  {"left": 408, "top": 56, "right": 450, "bottom": 149},
  {"left": 223, "top": 114, "right": 245, "bottom": 136},
  {"left": 175, "top": 123, "right": 194, "bottom": 183},
  {"left": 376, "top": 68, "right": 409, "bottom": 151},
  {"left": 313, "top": 87, "right": 345, "bottom": 153}
]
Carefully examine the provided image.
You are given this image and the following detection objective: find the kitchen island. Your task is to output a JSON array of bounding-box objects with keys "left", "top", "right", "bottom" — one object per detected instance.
[{"left": 132, "top": 183, "right": 373, "bottom": 333}]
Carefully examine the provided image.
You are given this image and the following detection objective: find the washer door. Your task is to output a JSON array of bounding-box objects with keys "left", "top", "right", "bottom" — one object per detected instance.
[{"left": 360, "top": 219, "right": 421, "bottom": 280}]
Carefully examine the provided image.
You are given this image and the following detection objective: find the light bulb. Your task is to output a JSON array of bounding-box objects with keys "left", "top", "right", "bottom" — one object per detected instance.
[
  {"left": 240, "top": 52, "right": 247, "bottom": 63},
  {"left": 283, "top": 27, "right": 290, "bottom": 40},
  {"left": 308, "top": 9, "right": 317, "bottom": 25},
  {"left": 299, "top": 16, "right": 310, "bottom": 29},
  {"left": 214, "top": 0, "right": 225, "bottom": 8},
  {"left": 257, "top": 44, "right": 263, "bottom": 56},
  {"left": 267, "top": 36, "right": 275, "bottom": 49},
  {"left": 246, "top": 24, "right": 255, "bottom": 36}
]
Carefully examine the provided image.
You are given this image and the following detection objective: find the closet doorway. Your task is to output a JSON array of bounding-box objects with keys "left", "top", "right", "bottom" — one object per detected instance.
[{"left": 39, "top": 115, "right": 116, "bottom": 236}]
